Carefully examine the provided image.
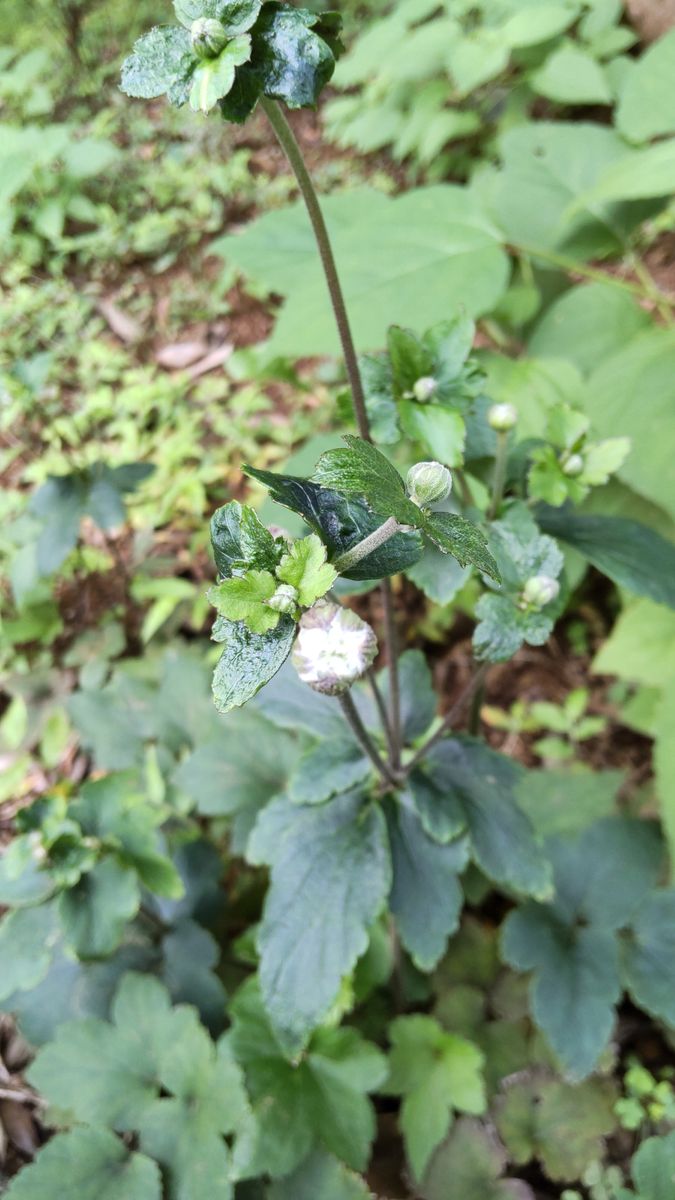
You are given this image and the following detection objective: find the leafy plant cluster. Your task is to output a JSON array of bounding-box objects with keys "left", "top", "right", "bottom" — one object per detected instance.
[{"left": 3, "top": 0, "right": 675, "bottom": 1198}]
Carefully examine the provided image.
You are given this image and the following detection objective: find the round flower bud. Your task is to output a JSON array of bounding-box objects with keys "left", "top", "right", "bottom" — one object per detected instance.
[
  {"left": 267, "top": 584, "right": 299, "bottom": 615},
  {"left": 488, "top": 402, "right": 517, "bottom": 432},
  {"left": 521, "top": 574, "right": 560, "bottom": 609},
  {"left": 292, "top": 600, "right": 378, "bottom": 695},
  {"left": 561, "top": 452, "right": 584, "bottom": 477},
  {"left": 406, "top": 461, "right": 452, "bottom": 508},
  {"left": 190, "top": 17, "right": 228, "bottom": 58},
  {"left": 412, "top": 376, "right": 438, "bottom": 403}
]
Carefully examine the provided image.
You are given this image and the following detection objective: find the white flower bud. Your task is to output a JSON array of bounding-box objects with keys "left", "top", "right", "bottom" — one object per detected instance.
[
  {"left": 521, "top": 574, "right": 560, "bottom": 609},
  {"left": 292, "top": 600, "right": 378, "bottom": 695},
  {"left": 561, "top": 452, "right": 584, "bottom": 477},
  {"left": 267, "top": 584, "right": 299, "bottom": 615},
  {"left": 412, "top": 376, "right": 438, "bottom": 403},
  {"left": 406, "top": 461, "right": 452, "bottom": 507},
  {"left": 488, "top": 402, "right": 517, "bottom": 432},
  {"left": 191, "top": 17, "right": 228, "bottom": 58}
]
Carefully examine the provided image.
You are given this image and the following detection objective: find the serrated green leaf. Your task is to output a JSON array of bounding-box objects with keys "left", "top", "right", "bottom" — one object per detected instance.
[
  {"left": 423, "top": 739, "right": 551, "bottom": 899},
  {"left": 174, "top": 0, "right": 262, "bottom": 36},
  {"left": 249, "top": 4, "right": 341, "bottom": 109},
  {"left": 622, "top": 890, "right": 675, "bottom": 1026},
  {"left": 423, "top": 512, "right": 500, "bottom": 582},
  {"left": 211, "top": 616, "right": 296, "bottom": 712},
  {"left": 210, "top": 500, "right": 280, "bottom": 577},
  {"left": 398, "top": 402, "right": 466, "bottom": 469},
  {"left": 4, "top": 1127, "right": 161, "bottom": 1200},
  {"left": 313, "top": 436, "right": 420, "bottom": 527},
  {"left": 276, "top": 533, "right": 337, "bottom": 606},
  {"left": 247, "top": 790, "right": 391, "bottom": 1053},
  {"left": 387, "top": 800, "right": 469, "bottom": 971},
  {"left": 495, "top": 1076, "right": 617, "bottom": 1182},
  {"left": 419, "top": 1116, "right": 522, "bottom": 1200},
  {"left": 289, "top": 738, "right": 371, "bottom": 805},
  {"left": 473, "top": 592, "right": 557, "bottom": 663},
  {"left": 267, "top": 1150, "right": 372, "bottom": 1199},
  {"left": 120, "top": 26, "right": 194, "bottom": 103},
  {"left": 488, "top": 503, "right": 564, "bottom": 592},
  {"left": 58, "top": 858, "right": 140, "bottom": 959},
  {"left": 229, "top": 980, "right": 385, "bottom": 1177},
  {"left": 385, "top": 1015, "right": 485, "bottom": 1182},
  {"left": 189, "top": 34, "right": 251, "bottom": 112},
  {"left": 0, "top": 903, "right": 58, "bottom": 1002},
  {"left": 208, "top": 570, "right": 279, "bottom": 634},
  {"left": 406, "top": 767, "right": 467, "bottom": 844},
  {"left": 244, "top": 466, "right": 423, "bottom": 580},
  {"left": 387, "top": 325, "right": 434, "bottom": 397}
]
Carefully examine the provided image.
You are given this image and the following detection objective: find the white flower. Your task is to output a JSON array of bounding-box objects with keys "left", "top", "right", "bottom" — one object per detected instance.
[
  {"left": 292, "top": 600, "right": 378, "bottom": 694},
  {"left": 406, "top": 461, "right": 452, "bottom": 507}
]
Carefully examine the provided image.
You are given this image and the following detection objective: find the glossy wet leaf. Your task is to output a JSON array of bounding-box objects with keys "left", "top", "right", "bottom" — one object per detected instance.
[
  {"left": 211, "top": 615, "right": 295, "bottom": 712},
  {"left": 120, "top": 26, "right": 194, "bottom": 103},
  {"left": 313, "top": 436, "right": 420, "bottom": 526},
  {"left": 209, "top": 570, "right": 279, "bottom": 634},
  {"left": 423, "top": 512, "right": 499, "bottom": 582}
]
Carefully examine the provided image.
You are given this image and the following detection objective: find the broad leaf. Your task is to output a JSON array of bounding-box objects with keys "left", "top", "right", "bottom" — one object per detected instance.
[
  {"left": 245, "top": 466, "right": 423, "bottom": 580},
  {"left": 58, "top": 858, "right": 140, "bottom": 959},
  {"left": 528, "top": 283, "right": 651, "bottom": 376},
  {"left": 247, "top": 790, "right": 391, "bottom": 1053},
  {"left": 313, "top": 436, "right": 420, "bottom": 526},
  {"left": 0, "top": 903, "right": 58, "bottom": 1002},
  {"left": 423, "top": 739, "right": 551, "bottom": 899},
  {"left": 531, "top": 45, "right": 611, "bottom": 106},
  {"left": 228, "top": 3, "right": 341, "bottom": 116},
  {"left": 406, "top": 542, "right": 469, "bottom": 605},
  {"left": 537, "top": 507, "right": 675, "bottom": 609},
  {"left": 495, "top": 1076, "right": 617, "bottom": 1182},
  {"left": 622, "top": 890, "right": 675, "bottom": 1027},
  {"left": 229, "top": 980, "right": 386, "bottom": 1177},
  {"left": 423, "top": 512, "right": 499, "bottom": 582},
  {"left": 210, "top": 500, "right": 280, "bottom": 577},
  {"left": 420, "top": 1116, "right": 534, "bottom": 1200},
  {"left": 289, "top": 738, "right": 371, "bottom": 805},
  {"left": 173, "top": 0, "right": 262, "bottom": 35},
  {"left": 120, "top": 26, "right": 194, "bottom": 104},
  {"left": 473, "top": 592, "right": 558, "bottom": 662},
  {"left": 211, "top": 615, "right": 295, "bottom": 712},
  {"left": 4, "top": 1127, "right": 161, "bottom": 1200},
  {"left": 387, "top": 800, "right": 469, "bottom": 970},
  {"left": 617, "top": 28, "right": 675, "bottom": 144},
  {"left": 630, "top": 1131, "right": 675, "bottom": 1200},
  {"left": 385, "top": 1014, "right": 485, "bottom": 1181},
  {"left": 268, "top": 1150, "right": 372, "bottom": 1199}
]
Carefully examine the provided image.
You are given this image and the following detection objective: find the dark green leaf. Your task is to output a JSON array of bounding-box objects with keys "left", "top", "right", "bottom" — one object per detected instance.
[
  {"left": 387, "top": 800, "right": 469, "bottom": 970},
  {"left": 58, "top": 859, "right": 140, "bottom": 959},
  {"left": 387, "top": 325, "right": 434, "bottom": 397},
  {"left": 247, "top": 790, "right": 391, "bottom": 1053},
  {"left": 424, "top": 739, "right": 551, "bottom": 899},
  {"left": 312, "top": 436, "right": 421, "bottom": 527},
  {"left": 516, "top": 767, "right": 623, "bottom": 837},
  {"left": 405, "top": 768, "right": 467, "bottom": 845},
  {"left": 629, "top": 1130, "right": 675, "bottom": 1200},
  {"left": 289, "top": 738, "right": 371, "bottom": 805},
  {"left": 244, "top": 466, "right": 422, "bottom": 580},
  {"left": 120, "top": 26, "right": 194, "bottom": 104},
  {"left": 255, "top": 661, "right": 348, "bottom": 738},
  {"left": 211, "top": 615, "right": 295, "bottom": 713},
  {"left": 536, "top": 507, "right": 675, "bottom": 609},
  {"left": 384, "top": 649, "right": 437, "bottom": 743},
  {"left": 174, "top": 0, "right": 262, "bottom": 36},
  {"left": 622, "top": 890, "right": 675, "bottom": 1026},
  {"left": 210, "top": 500, "right": 280, "bottom": 577},
  {"left": 247, "top": 4, "right": 341, "bottom": 109},
  {"left": 420, "top": 1116, "right": 531, "bottom": 1200},
  {"left": 267, "top": 1150, "right": 372, "bottom": 1200},
  {"left": 473, "top": 593, "right": 557, "bottom": 663},
  {"left": 0, "top": 903, "right": 58, "bottom": 1002},
  {"left": 3, "top": 1127, "right": 161, "bottom": 1200},
  {"left": 495, "top": 1076, "right": 617, "bottom": 1182},
  {"left": 423, "top": 512, "right": 500, "bottom": 582}
]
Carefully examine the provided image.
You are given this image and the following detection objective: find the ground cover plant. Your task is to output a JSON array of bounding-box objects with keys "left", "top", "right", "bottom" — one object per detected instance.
[{"left": 2, "top": 1, "right": 675, "bottom": 1197}]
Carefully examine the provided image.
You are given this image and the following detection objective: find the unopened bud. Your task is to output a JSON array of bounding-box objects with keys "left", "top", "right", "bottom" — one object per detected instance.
[
  {"left": 267, "top": 584, "right": 298, "bottom": 615},
  {"left": 292, "top": 600, "right": 377, "bottom": 695},
  {"left": 406, "top": 461, "right": 452, "bottom": 507},
  {"left": 191, "top": 17, "right": 228, "bottom": 58},
  {"left": 488, "top": 403, "right": 517, "bottom": 432},
  {"left": 561, "top": 452, "right": 584, "bottom": 477},
  {"left": 412, "top": 376, "right": 438, "bottom": 403},
  {"left": 521, "top": 574, "right": 560, "bottom": 609}
]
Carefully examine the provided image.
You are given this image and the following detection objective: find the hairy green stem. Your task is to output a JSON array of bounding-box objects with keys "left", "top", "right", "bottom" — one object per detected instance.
[
  {"left": 333, "top": 516, "right": 401, "bottom": 571},
  {"left": 338, "top": 691, "right": 400, "bottom": 788},
  {"left": 405, "top": 662, "right": 489, "bottom": 772},
  {"left": 261, "top": 97, "right": 371, "bottom": 440},
  {"left": 488, "top": 431, "right": 508, "bottom": 521}
]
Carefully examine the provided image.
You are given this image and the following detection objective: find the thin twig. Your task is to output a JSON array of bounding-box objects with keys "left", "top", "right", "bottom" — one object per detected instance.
[
  {"left": 338, "top": 691, "right": 401, "bottom": 789},
  {"left": 381, "top": 578, "right": 401, "bottom": 770},
  {"left": 368, "top": 667, "right": 396, "bottom": 763},
  {"left": 261, "top": 97, "right": 371, "bottom": 439},
  {"left": 405, "top": 663, "right": 489, "bottom": 773}
]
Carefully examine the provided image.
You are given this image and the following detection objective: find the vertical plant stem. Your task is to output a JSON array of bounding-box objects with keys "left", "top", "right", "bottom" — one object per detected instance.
[
  {"left": 488, "top": 431, "right": 508, "bottom": 521},
  {"left": 368, "top": 667, "right": 396, "bottom": 763},
  {"left": 261, "top": 96, "right": 370, "bottom": 440},
  {"left": 338, "top": 691, "right": 400, "bottom": 788},
  {"left": 381, "top": 578, "right": 401, "bottom": 770}
]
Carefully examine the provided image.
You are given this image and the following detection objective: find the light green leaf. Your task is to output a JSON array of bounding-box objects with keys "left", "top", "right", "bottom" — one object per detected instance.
[
  {"left": 447, "top": 29, "right": 509, "bottom": 95},
  {"left": 516, "top": 768, "right": 622, "bottom": 837},
  {"left": 276, "top": 533, "right": 337, "bottom": 606},
  {"left": 571, "top": 139, "right": 675, "bottom": 208},
  {"left": 385, "top": 1015, "right": 485, "bottom": 1182},
  {"left": 617, "top": 28, "right": 675, "bottom": 143},
  {"left": 528, "top": 283, "right": 651, "bottom": 376},
  {"left": 268, "top": 1150, "right": 372, "bottom": 1199},
  {"left": 630, "top": 1130, "right": 675, "bottom": 1200},
  {"left": 592, "top": 600, "right": 675, "bottom": 688},
  {"left": 313, "top": 436, "right": 420, "bottom": 526},
  {"left": 189, "top": 34, "right": 251, "bottom": 112},
  {"left": 247, "top": 790, "right": 391, "bottom": 1053},
  {"left": 4, "top": 1127, "right": 161, "bottom": 1200},
  {"left": 211, "top": 615, "right": 296, "bottom": 712},
  {"left": 405, "top": 542, "right": 469, "bottom": 605},
  {"left": 501, "top": 4, "right": 578, "bottom": 48},
  {"left": 532, "top": 44, "right": 611, "bottom": 105},
  {"left": 423, "top": 512, "right": 500, "bottom": 582},
  {"left": 214, "top": 186, "right": 509, "bottom": 356},
  {"left": 120, "top": 26, "right": 194, "bottom": 103},
  {"left": 398, "top": 402, "right": 466, "bottom": 468},
  {"left": 0, "top": 903, "right": 58, "bottom": 1002},
  {"left": 387, "top": 800, "right": 469, "bottom": 970},
  {"left": 58, "top": 858, "right": 140, "bottom": 959},
  {"left": 208, "top": 570, "right": 279, "bottom": 634}
]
